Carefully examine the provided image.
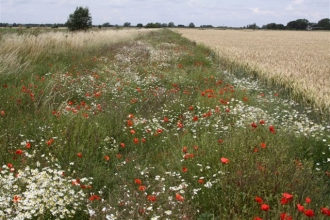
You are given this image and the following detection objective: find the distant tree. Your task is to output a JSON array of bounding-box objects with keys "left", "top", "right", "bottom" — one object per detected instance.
[
  {"left": 102, "top": 22, "right": 111, "bottom": 27},
  {"left": 188, "top": 22, "right": 195, "bottom": 28},
  {"left": 162, "top": 23, "right": 167, "bottom": 27},
  {"left": 155, "top": 22, "right": 161, "bottom": 28},
  {"left": 168, "top": 22, "right": 175, "bottom": 27},
  {"left": 51, "top": 24, "right": 59, "bottom": 29},
  {"left": 178, "top": 24, "right": 185, "bottom": 27},
  {"left": 318, "top": 18, "right": 330, "bottom": 30},
  {"left": 266, "top": 23, "right": 276, "bottom": 29},
  {"left": 137, "top": 23, "right": 143, "bottom": 27},
  {"left": 123, "top": 22, "right": 131, "bottom": 27},
  {"left": 145, "top": 23, "right": 160, "bottom": 28},
  {"left": 286, "top": 19, "right": 309, "bottom": 30},
  {"left": 247, "top": 23, "right": 259, "bottom": 29},
  {"left": 200, "top": 25, "right": 213, "bottom": 28},
  {"left": 66, "top": 7, "right": 92, "bottom": 31},
  {"left": 275, "top": 24, "right": 285, "bottom": 30},
  {"left": 12, "top": 23, "right": 18, "bottom": 27}
]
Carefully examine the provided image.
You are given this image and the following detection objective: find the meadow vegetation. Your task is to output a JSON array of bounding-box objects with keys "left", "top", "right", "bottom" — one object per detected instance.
[{"left": 0, "top": 28, "right": 330, "bottom": 219}]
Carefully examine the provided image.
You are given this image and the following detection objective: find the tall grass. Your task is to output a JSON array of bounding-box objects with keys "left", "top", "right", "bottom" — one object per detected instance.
[{"left": 0, "top": 29, "right": 329, "bottom": 219}]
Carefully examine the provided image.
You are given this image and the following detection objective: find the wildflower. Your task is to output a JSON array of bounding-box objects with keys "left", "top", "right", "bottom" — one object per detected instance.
[
  {"left": 15, "top": 149, "right": 23, "bottom": 155},
  {"left": 127, "top": 120, "right": 133, "bottom": 127},
  {"left": 218, "top": 139, "right": 223, "bottom": 144},
  {"left": 261, "top": 204, "right": 270, "bottom": 211},
  {"left": 104, "top": 155, "right": 110, "bottom": 161},
  {"left": 139, "top": 185, "right": 147, "bottom": 191},
  {"left": 253, "top": 217, "right": 262, "bottom": 220},
  {"left": 77, "top": 152, "right": 83, "bottom": 158},
  {"left": 46, "top": 138, "right": 54, "bottom": 146},
  {"left": 280, "top": 212, "right": 292, "bottom": 220},
  {"left": 281, "top": 192, "right": 293, "bottom": 204},
  {"left": 147, "top": 195, "right": 156, "bottom": 202},
  {"left": 193, "top": 116, "right": 198, "bottom": 121},
  {"left": 130, "top": 129, "right": 136, "bottom": 134},
  {"left": 25, "top": 142, "right": 31, "bottom": 149},
  {"left": 297, "top": 204, "right": 304, "bottom": 212},
  {"left": 89, "top": 194, "right": 101, "bottom": 201},
  {"left": 0, "top": 110, "right": 5, "bottom": 116},
  {"left": 182, "top": 146, "right": 188, "bottom": 153},
  {"left": 304, "top": 209, "right": 314, "bottom": 217},
  {"left": 251, "top": 122, "right": 258, "bottom": 128},
  {"left": 259, "top": 119, "right": 265, "bottom": 124},
  {"left": 321, "top": 207, "right": 330, "bottom": 216},
  {"left": 182, "top": 167, "right": 188, "bottom": 173},
  {"left": 120, "top": 142, "right": 126, "bottom": 148},
  {"left": 175, "top": 193, "right": 184, "bottom": 202},
  {"left": 164, "top": 210, "right": 172, "bottom": 215},
  {"left": 12, "top": 195, "right": 21, "bottom": 203},
  {"left": 133, "top": 138, "right": 139, "bottom": 144},
  {"left": 134, "top": 178, "right": 142, "bottom": 185},
  {"left": 198, "top": 179, "right": 205, "bottom": 184},
  {"left": 116, "top": 154, "right": 122, "bottom": 159},
  {"left": 255, "top": 196, "right": 263, "bottom": 204},
  {"left": 220, "top": 157, "right": 229, "bottom": 164},
  {"left": 305, "top": 197, "right": 311, "bottom": 204},
  {"left": 163, "top": 117, "right": 169, "bottom": 122},
  {"left": 269, "top": 125, "right": 276, "bottom": 134},
  {"left": 260, "top": 142, "right": 266, "bottom": 149}
]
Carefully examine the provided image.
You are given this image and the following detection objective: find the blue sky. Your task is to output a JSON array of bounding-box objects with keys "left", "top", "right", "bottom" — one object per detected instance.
[{"left": 0, "top": 0, "right": 329, "bottom": 27}]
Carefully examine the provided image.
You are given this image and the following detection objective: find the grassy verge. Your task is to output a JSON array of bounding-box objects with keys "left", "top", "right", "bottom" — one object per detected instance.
[{"left": 0, "top": 29, "right": 329, "bottom": 219}]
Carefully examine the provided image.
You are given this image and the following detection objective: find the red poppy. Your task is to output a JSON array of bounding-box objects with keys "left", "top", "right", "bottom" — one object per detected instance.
[
  {"left": 25, "top": 142, "right": 31, "bottom": 149},
  {"left": 305, "top": 197, "right": 311, "bottom": 204},
  {"left": 77, "top": 152, "right": 83, "bottom": 158},
  {"left": 193, "top": 116, "right": 199, "bottom": 121},
  {"left": 89, "top": 194, "right": 101, "bottom": 201},
  {"left": 280, "top": 212, "right": 292, "bottom": 220},
  {"left": 13, "top": 195, "right": 21, "bottom": 203},
  {"left": 139, "top": 185, "right": 147, "bottom": 191},
  {"left": 46, "top": 138, "right": 54, "bottom": 146},
  {"left": 321, "top": 207, "right": 330, "bottom": 216},
  {"left": 304, "top": 209, "right": 314, "bottom": 217},
  {"left": 253, "top": 217, "right": 262, "bottom": 220},
  {"left": 134, "top": 178, "right": 142, "bottom": 185},
  {"left": 259, "top": 119, "right": 265, "bottom": 124},
  {"left": 147, "top": 195, "right": 156, "bottom": 202},
  {"left": 297, "top": 204, "right": 304, "bottom": 212},
  {"left": 182, "top": 146, "right": 188, "bottom": 153},
  {"left": 104, "top": 155, "right": 110, "bottom": 161},
  {"left": 130, "top": 129, "right": 136, "bottom": 134},
  {"left": 218, "top": 139, "right": 223, "bottom": 144},
  {"left": 251, "top": 122, "right": 258, "bottom": 128},
  {"left": 133, "top": 138, "right": 139, "bottom": 144},
  {"left": 261, "top": 204, "right": 270, "bottom": 211},
  {"left": 0, "top": 110, "right": 5, "bottom": 116},
  {"left": 116, "top": 154, "right": 122, "bottom": 159},
  {"left": 182, "top": 167, "right": 188, "bottom": 173},
  {"left": 260, "top": 142, "right": 266, "bottom": 149},
  {"left": 175, "top": 193, "right": 184, "bottom": 202},
  {"left": 220, "top": 157, "right": 229, "bottom": 164},
  {"left": 163, "top": 117, "right": 169, "bottom": 122},
  {"left": 269, "top": 125, "right": 276, "bottom": 134},
  {"left": 198, "top": 179, "right": 205, "bottom": 184},
  {"left": 193, "top": 146, "right": 199, "bottom": 151},
  {"left": 15, "top": 149, "right": 23, "bottom": 155},
  {"left": 141, "top": 138, "right": 146, "bottom": 143},
  {"left": 127, "top": 120, "right": 133, "bottom": 127},
  {"left": 255, "top": 196, "right": 263, "bottom": 204},
  {"left": 120, "top": 143, "right": 126, "bottom": 148}
]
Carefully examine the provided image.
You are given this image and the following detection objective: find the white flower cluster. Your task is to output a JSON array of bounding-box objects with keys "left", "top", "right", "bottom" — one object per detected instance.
[{"left": 0, "top": 164, "right": 88, "bottom": 219}]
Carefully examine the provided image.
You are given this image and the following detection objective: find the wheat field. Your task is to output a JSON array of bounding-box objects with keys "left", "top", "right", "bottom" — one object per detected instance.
[{"left": 175, "top": 29, "right": 330, "bottom": 113}]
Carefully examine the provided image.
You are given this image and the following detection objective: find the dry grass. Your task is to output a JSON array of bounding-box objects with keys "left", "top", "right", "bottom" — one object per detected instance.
[
  {"left": 0, "top": 29, "right": 152, "bottom": 75},
  {"left": 174, "top": 29, "right": 330, "bottom": 112}
]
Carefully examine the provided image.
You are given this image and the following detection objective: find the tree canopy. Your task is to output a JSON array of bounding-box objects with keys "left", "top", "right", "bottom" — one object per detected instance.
[{"left": 66, "top": 7, "right": 92, "bottom": 31}]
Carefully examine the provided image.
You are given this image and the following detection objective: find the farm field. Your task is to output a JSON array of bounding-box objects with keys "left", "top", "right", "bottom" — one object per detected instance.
[
  {"left": 0, "top": 29, "right": 330, "bottom": 219},
  {"left": 174, "top": 29, "right": 330, "bottom": 114}
]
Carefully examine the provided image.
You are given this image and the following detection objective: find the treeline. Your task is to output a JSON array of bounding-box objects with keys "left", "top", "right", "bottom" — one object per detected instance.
[
  {"left": 248, "top": 18, "right": 330, "bottom": 30},
  {"left": 1, "top": 18, "right": 329, "bottom": 30}
]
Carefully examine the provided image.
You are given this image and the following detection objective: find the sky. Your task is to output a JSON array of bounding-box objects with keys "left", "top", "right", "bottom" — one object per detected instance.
[{"left": 0, "top": 0, "right": 329, "bottom": 27}]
